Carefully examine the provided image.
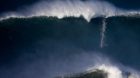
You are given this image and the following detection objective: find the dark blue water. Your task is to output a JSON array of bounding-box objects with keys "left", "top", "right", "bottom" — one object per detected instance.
[
  {"left": 0, "top": 0, "right": 140, "bottom": 78},
  {"left": 0, "top": 16, "right": 140, "bottom": 78}
]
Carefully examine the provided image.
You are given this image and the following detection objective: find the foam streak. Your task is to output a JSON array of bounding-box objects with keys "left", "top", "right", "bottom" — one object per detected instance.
[{"left": 100, "top": 18, "right": 107, "bottom": 48}]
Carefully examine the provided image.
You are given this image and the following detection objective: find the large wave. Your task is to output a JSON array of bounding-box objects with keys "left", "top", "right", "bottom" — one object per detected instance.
[
  {"left": 0, "top": 15, "right": 140, "bottom": 78},
  {"left": 0, "top": 1, "right": 140, "bottom": 78},
  {"left": 1, "top": 0, "right": 140, "bottom": 48},
  {"left": 0, "top": 0, "right": 140, "bottom": 21}
]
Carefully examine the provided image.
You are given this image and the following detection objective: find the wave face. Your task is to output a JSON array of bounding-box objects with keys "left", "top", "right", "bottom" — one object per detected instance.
[
  {"left": 0, "top": 0, "right": 140, "bottom": 21},
  {"left": 0, "top": 16, "right": 140, "bottom": 78}
]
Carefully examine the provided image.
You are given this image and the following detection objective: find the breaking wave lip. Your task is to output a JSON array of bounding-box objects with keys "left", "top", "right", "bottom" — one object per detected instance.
[
  {"left": 0, "top": 0, "right": 140, "bottom": 48},
  {"left": 56, "top": 52, "right": 140, "bottom": 78},
  {"left": 87, "top": 64, "right": 140, "bottom": 78},
  {"left": 0, "top": 0, "right": 140, "bottom": 22},
  {"left": 59, "top": 61, "right": 140, "bottom": 78}
]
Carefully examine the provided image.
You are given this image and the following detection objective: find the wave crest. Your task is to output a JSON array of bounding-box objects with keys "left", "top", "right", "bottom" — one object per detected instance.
[
  {"left": 87, "top": 64, "right": 140, "bottom": 78},
  {"left": 1, "top": 0, "right": 140, "bottom": 21}
]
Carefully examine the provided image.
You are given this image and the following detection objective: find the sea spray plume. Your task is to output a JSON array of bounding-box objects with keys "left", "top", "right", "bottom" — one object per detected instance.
[
  {"left": 57, "top": 52, "right": 140, "bottom": 78},
  {"left": 0, "top": 0, "right": 123, "bottom": 48},
  {"left": 87, "top": 64, "right": 140, "bottom": 78},
  {"left": 0, "top": 0, "right": 139, "bottom": 48},
  {"left": 1, "top": 0, "right": 140, "bottom": 21},
  {"left": 128, "top": 74, "right": 140, "bottom": 78},
  {"left": 87, "top": 64, "right": 123, "bottom": 78},
  {"left": 58, "top": 52, "right": 140, "bottom": 78},
  {"left": 0, "top": 0, "right": 123, "bottom": 21}
]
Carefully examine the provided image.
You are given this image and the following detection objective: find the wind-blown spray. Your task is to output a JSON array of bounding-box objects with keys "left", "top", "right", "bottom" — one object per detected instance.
[
  {"left": 0, "top": 0, "right": 139, "bottom": 21},
  {"left": 100, "top": 18, "right": 107, "bottom": 48}
]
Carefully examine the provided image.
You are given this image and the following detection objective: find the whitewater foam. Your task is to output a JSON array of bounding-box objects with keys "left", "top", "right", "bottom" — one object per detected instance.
[
  {"left": 87, "top": 64, "right": 123, "bottom": 78},
  {"left": 87, "top": 64, "right": 140, "bottom": 78},
  {"left": 1, "top": 0, "right": 140, "bottom": 21},
  {"left": 128, "top": 74, "right": 140, "bottom": 78}
]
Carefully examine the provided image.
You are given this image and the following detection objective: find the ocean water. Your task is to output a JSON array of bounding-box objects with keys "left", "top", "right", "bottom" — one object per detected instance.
[{"left": 0, "top": 0, "right": 140, "bottom": 78}]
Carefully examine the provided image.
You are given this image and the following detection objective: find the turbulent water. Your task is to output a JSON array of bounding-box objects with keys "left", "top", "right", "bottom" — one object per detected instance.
[{"left": 0, "top": 0, "right": 140, "bottom": 78}]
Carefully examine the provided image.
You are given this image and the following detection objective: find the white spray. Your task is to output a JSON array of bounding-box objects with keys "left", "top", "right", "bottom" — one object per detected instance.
[
  {"left": 87, "top": 64, "right": 140, "bottom": 78},
  {"left": 0, "top": 0, "right": 128, "bottom": 21},
  {"left": 100, "top": 18, "right": 107, "bottom": 48}
]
